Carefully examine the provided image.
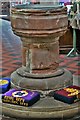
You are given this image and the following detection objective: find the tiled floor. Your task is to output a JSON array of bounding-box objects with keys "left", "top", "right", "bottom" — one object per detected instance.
[
  {"left": 1, "top": 50, "right": 80, "bottom": 78},
  {"left": 59, "top": 54, "right": 80, "bottom": 75},
  {"left": 2, "top": 45, "right": 22, "bottom": 77},
  {"left": 0, "top": 19, "right": 80, "bottom": 79}
]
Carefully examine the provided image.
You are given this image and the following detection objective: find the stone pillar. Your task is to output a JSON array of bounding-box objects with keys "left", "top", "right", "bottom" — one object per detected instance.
[
  {"left": 21, "top": 36, "right": 59, "bottom": 74},
  {"left": 11, "top": 4, "right": 73, "bottom": 91}
]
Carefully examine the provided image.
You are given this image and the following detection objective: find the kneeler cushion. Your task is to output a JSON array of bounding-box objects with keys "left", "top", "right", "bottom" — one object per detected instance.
[
  {"left": 54, "top": 85, "right": 80, "bottom": 104},
  {"left": 2, "top": 89, "right": 40, "bottom": 106},
  {"left": 0, "top": 78, "right": 11, "bottom": 93}
]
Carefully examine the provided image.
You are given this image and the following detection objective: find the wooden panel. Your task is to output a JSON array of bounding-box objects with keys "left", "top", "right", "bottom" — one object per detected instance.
[
  {"left": 59, "top": 28, "right": 73, "bottom": 48},
  {"left": 59, "top": 27, "right": 80, "bottom": 53}
]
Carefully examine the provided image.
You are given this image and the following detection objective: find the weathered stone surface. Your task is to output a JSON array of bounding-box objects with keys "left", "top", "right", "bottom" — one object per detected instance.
[
  {"left": 11, "top": 5, "right": 68, "bottom": 38},
  {"left": 11, "top": 5, "right": 68, "bottom": 75},
  {"left": 10, "top": 4, "right": 72, "bottom": 91},
  {"left": 11, "top": 68, "right": 73, "bottom": 91},
  {"left": 1, "top": 99, "right": 80, "bottom": 119}
]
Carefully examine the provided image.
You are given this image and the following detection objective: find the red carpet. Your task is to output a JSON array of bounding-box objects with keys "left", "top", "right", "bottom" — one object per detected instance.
[{"left": 59, "top": 55, "right": 80, "bottom": 75}]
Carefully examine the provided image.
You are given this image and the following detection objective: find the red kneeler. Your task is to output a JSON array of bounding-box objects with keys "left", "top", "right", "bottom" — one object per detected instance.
[{"left": 54, "top": 85, "right": 80, "bottom": 104}]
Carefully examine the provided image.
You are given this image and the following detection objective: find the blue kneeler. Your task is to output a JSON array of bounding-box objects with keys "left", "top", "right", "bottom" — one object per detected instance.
[{"left": 0, "top": 78, "right": 11, "bottom": 93}]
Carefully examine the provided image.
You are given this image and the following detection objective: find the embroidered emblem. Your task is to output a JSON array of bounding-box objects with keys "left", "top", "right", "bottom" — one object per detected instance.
[
  {"left": 64, "top": 88, "right": 79, "bottom": 96},
  {"left": 12, "top": 90, "right": 28, "bottom": 97},
  {"left": 0, "top": 80, "right": 9, "bottom": 85}
]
